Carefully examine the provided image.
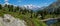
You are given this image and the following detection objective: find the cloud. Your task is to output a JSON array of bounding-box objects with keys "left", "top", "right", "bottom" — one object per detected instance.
[
  {"left": 44, "top": 3, "right": 49, "bottom": 6},
  {"left": 4, "top": 0, "right": 9, "bottom": 5},
  {"left": 44, "top": 3, "right": 47, "bottom": 5},
  {"left": 5, "top": 0, "right": 8, "bottom": 1},
  {"left": 18, "top": 1, "right": 21, "bottom": 2},
  {"left": 18, "top": 0, "right": 22, "bottom": 2}
]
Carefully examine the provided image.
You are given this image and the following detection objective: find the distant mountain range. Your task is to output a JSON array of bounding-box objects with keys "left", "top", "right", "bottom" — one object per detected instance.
[
  {"left": 43, "top": 0, "right": 60, "bottom": 13},
  {"left": 21, "top": 0, "right": 60, "bottom": 12},
  {"left": 21, "top": 4, "right": 46, "bottom": 12},
  {"left": 23, "top": 5, "right": 41, "bottom": 10}
]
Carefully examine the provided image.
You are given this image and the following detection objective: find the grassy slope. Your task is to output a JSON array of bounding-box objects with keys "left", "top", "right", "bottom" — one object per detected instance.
[
  {"left": 0, "top": 9, "right": 60, "bottom": 26},
  {"left": 0, "top": 10, "right": 47, "bottom": 26}
]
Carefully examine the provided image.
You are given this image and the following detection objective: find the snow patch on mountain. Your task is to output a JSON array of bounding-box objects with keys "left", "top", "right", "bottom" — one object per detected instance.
[{"left": 23, "top": 4, "right": 41, "bottom": 10}]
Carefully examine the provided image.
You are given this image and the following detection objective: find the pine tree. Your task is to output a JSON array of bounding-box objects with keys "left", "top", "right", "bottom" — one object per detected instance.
[{"left": 0, "top": 4, "right": 2, "bottom": 9}]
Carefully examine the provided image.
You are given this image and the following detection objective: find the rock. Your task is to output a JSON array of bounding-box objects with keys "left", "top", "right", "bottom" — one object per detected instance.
[
  {"left": 0, "top": 14, "right": 26, "bottom": 26},
  {"left": 0, "top": 17, "right": 3, "bottom": 26}
]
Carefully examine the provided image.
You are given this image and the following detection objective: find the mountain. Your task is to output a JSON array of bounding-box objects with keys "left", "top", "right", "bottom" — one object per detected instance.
[
  {"left": 22, "top": 4, "right": 41, "bottom": 11},
  {"left": 43, "top": 0, "right": 60, "bottom": 13}
]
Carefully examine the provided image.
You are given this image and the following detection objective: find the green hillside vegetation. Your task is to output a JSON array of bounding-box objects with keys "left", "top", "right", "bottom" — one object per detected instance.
[{"left": 0, "top": 4, "right": 47, "bottom": 26}]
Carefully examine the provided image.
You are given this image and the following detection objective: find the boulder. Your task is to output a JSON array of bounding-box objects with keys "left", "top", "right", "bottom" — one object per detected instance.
[{"left": 0, "top": 14, "right": 26, "bottom": 26}]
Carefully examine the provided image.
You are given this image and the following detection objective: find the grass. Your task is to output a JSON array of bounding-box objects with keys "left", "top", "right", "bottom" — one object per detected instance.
[
  {"left": 44, "top": 14, "right": 57, "bottom": 19},
  {"left": 32, "top": 18, "right": 47, "bottom": 26},
  {"left": 1, "top": 9, "right": 60, "bottom": 26},
  {"left": 0, "top": 10, "right": 47, "bottom": 26}
]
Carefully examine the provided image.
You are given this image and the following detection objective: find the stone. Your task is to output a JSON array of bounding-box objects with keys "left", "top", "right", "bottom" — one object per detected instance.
[{"left": 0, "top": 14, "right": 26, "bottom": 26}]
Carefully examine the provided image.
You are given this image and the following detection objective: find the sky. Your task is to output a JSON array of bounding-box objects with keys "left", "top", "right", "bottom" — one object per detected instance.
[{"left": 0, "top": 0, "right": 57, "bottom": 7}]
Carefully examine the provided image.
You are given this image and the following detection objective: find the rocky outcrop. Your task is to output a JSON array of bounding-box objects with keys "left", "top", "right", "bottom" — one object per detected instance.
[{"left": 0, "top": 14, "right": 26, "bottom": 26}]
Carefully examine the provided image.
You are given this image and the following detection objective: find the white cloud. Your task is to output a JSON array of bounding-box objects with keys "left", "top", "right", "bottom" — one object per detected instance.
[
  {"left": 4, "top": 0, "right": 9, "bottom": 5},
  {"left": 18, "top": 1, "right": 21, "bottom": 2},
  {"left": 18, "top": 0, "right": 22, "bottom": 2},
  {"left": 5, "top": 0, "right": 8, "bottom": 1},
  {"left": 44, "top": 3, "right": 47, "bottom": 5},
  {"left": 37, "top": 6, "right": 41, "bottom": 8}
]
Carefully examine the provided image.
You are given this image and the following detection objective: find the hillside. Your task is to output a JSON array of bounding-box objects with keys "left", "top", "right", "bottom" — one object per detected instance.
[{"left": 0, "top": 4, "right": 47, "bottom": 26}]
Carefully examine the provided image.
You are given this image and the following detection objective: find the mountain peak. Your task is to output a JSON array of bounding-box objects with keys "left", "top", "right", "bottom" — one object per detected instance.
[{"left": 23, "top": 4, "right": 41, "bottom": 10}]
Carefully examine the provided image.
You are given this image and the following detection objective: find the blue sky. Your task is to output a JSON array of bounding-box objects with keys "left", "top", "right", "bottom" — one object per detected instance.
[{"left": 0, "top": 0, "right": 57, "bottom": 7}]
